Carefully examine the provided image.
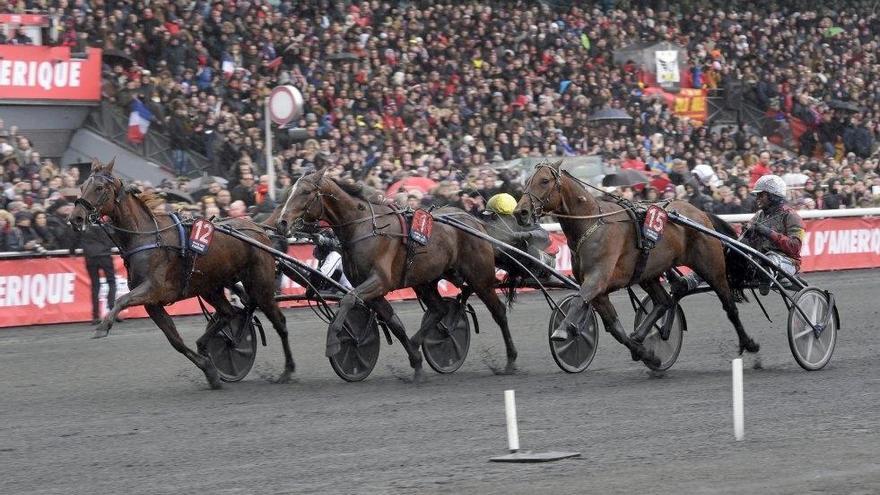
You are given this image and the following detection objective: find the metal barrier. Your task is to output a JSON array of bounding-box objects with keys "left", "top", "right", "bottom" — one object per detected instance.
[{"left": 541, "top": 207, "right": 880, "bottom": 232}]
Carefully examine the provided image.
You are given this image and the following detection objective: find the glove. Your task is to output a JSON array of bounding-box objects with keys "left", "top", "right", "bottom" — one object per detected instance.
[{"left": 752, "top": 223, "right": 772, "bottom": 238}]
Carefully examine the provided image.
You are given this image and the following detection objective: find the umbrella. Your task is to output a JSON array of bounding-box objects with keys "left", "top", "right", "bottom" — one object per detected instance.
[
  {"left": 588, "top": 108, "right": 633, "bottom": 124},
  {"left": 161, "top": 189, "right": 194, "bottom": 204},
  {"left": 185, "top": 175, "right": 229, "bottom": 193},
  {"left": 601, "top": 169, "right": 649, "bottom": 187},
  {"left": 102, "top": 49, "right": 135, "bottom": 69},
  {"left": 386, "top": 177, "right": 438, "bottom": 195},
  {"left": 327, "top": 52, "right": 360, "bottom": 63},
  {"left": 827, "top": 99, "right": 860, "bottom": 113}
]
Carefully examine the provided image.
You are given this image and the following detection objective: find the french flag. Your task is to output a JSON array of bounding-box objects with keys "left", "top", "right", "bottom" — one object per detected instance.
[{"left": 127, "top": 99, "right": 154, "bottom": 144}]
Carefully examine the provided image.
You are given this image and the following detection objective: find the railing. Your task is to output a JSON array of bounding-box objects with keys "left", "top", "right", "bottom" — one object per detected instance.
[
  {"left": 83, "top": 101, "right": 212, "bottom": 177},
  {"left": 2, "top": 208, "right": 879, "bottom": 260},
  {"left": 541, "top": 207, "right": 880, "bottom": 232}
]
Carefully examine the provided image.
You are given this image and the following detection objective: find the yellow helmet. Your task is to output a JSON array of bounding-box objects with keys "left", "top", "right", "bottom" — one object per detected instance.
[{"left": 486, "top": 193, "right": 517, "bottom": 216}]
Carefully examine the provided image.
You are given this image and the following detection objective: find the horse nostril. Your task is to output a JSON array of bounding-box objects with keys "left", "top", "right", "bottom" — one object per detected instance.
[{"left": 276, "top": 219, "right": 289, "bottom": 232}]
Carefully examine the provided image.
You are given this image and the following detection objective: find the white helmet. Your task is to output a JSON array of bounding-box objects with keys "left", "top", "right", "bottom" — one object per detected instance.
[{"left": 752, "top": 174, "right": 787, "bottom": 198}]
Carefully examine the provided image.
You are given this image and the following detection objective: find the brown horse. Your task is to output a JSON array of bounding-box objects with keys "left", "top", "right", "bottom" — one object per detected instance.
[
  {"left": 274, "top": 168, "right": 517, "bottom": 379},
  {"left": 68, "top": 158, "right": 295, "bottom": 389},
  {"left": 515, "top": 160, "right": 758, "bottom": 366}
]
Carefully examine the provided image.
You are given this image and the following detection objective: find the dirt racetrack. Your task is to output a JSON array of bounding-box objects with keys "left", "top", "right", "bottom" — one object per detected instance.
[{"left": 1, "top": 269, "right": 878, "bottom": 494}]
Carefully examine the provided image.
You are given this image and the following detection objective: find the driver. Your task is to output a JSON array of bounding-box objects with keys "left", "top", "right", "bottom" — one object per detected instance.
[
  {"left": 311, "top": 228, "right": 352, "bottom": 294},
  {"left": 673, "top": 174, "right": 805, "bottom": 295},
  {"left": 482, "top": 193, "right": 557, "bottom": 277}
]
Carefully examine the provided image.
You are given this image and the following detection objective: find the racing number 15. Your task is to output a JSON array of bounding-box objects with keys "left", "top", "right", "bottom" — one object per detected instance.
[{"left": 646, "top": 207, "right": 666, "bottom": 233}]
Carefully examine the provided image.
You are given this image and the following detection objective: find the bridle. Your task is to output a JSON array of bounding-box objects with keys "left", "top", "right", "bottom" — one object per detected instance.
[
  {"left": 286, "top": 176, "right": 334, "bottom": 230},
  {"left": 521, "top": 163, "right": 563, "bottom": 223},
  {"left": 74, "top": 172, "right": 121, "bottom": 225}
]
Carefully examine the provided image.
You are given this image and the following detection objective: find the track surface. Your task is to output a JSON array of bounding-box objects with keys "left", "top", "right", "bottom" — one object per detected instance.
[{"left": 1, "top": 270, "right": 878, "bottom": 494}]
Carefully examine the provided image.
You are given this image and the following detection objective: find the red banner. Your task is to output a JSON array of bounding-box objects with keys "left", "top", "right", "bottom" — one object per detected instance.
[
  {"left": 0, "top": 217, "right": 878, "bottom": 328},
  {"left": 0, "top": 46, "right": 102, "bottom": 101}
]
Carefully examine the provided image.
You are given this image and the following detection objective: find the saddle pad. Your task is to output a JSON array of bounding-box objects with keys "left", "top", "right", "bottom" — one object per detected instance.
[
  {"left": 409, "top": 209, "right": 433, "bottom": 245},
  {"left": 642, "top": 205, "right": 668, "bottom": 244},
  {"left": 189, "top": 218, "right": 216, "bottom": 254}
]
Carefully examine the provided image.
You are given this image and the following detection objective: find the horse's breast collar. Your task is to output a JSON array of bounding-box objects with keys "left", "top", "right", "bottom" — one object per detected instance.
[{"left": 122, "top": 213, "right": 188, "bottom": 260}]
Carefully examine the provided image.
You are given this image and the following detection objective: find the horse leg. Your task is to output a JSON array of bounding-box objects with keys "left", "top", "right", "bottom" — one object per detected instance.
[
  {"left": 473, "top": 283, "right": 518, "bottom": 373},
  {"left": 630, "top": 279, "right": 674, "bottom": 344},
  {"left": 410, "top": 282, "right": 446, "bottom": 347},
  {"left": 369, "top": 297, "right": 425, "bottom": 381},
  {"left": 592, "top": 294, "right": 661, "bottom": 368},
  {"left": 327, "top": 273, "right": 386, "bottom": 356},
  {"left": 251, "top": 286, "right": 296, "bottom": 383},
  {"left": 195, "top": 289, "right": 238, "bottom": 355},
  {"left": 696, "top": 266, "right": 760, "bottom": 355},
  {"left": 144, "top": 303, "right": 222, "bottom": 389},
  {"left": 92, "top": 282, "right": 153, "bottom": 339}
]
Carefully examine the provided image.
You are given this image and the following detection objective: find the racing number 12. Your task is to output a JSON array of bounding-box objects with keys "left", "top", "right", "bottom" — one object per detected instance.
[{"left": 193, "top": 220, "right": 212, "bottom": 244}]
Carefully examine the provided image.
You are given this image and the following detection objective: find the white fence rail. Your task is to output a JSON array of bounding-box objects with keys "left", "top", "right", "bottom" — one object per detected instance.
[{"left": 542, "top": 207, "right": 880, "bottom": 232}]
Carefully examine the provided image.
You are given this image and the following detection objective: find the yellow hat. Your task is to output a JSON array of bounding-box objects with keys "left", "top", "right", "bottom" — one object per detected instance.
[{"left": 486, "top": 193, "right": 517, "bottom": 215}]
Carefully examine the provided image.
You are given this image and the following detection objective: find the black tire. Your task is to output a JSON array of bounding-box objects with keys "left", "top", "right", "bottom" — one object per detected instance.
[
  {"left": 633, "top": 295, "right": 685, "bottom": 372},
  {"left": 788, "top": 287, "right": 838, "bottom": 371},
  {"left": 328, "top": 304, "right": 381, "bottom": 382},
  {"left": 422, "top": 297, "right": 471, "bottom": 374},
  {"left": 548, "top": 294, "right": 599, "bottom": 373},
  {"left": 205, "top": 312, "right": 259, "bottom": 383}
]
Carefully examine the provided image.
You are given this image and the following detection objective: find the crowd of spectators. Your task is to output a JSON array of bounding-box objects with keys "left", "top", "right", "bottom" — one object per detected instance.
[{"left": 2, "top": 0, "right": 880, "bottom": 253}]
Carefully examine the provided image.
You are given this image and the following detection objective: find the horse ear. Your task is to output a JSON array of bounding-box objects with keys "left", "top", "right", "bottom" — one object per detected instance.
[
  {"left": 315, "top": 166, "right": 328, "bottom": 180},
  {"left": 106, "top": 156, "right": 116, "bottom": 173},
  {"left": 552, "top": 159, "right": 564, "bottom": 170},
  {"left": 90, "top": 157, "right": 102, "bottom": 172}
]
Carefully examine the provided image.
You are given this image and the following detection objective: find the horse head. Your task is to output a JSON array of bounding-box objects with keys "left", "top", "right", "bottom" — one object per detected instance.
[
  {"left": 68, "top": 157, "right": 122, "bottom": 231},
  {"left": 515, "top": 159, "right": 564, "bottom": 226},
  {"left": 275, "top": 167, "right": 329, "bottom": 235}
]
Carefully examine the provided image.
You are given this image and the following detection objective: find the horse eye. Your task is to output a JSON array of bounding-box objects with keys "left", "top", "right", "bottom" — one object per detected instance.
[
  {"left": 541, "top": 178, "right": 550, "bottom": 184},
  {"left": 96, "top": 184, "right": 104, "bottom": 191}
]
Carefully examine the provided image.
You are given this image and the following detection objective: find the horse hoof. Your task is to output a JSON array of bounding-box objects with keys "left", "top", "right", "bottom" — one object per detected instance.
[
  {"left": 630, "top": 348, "right": 641, "bottom": 362},
  {"left": 276, "top": 370, "right": 294, "bottom": 384},
  {"left": 91, "top": 327, "right": 110, "bottom": 339},
  {"left": 412, "top": 368, "right": 427, "bottom": 384},
  {"left": 740, "top": 339, "right": 760, "bottom": 354},
  {"left": 504, "top": 361, "right": 518, "bottom": 375}
]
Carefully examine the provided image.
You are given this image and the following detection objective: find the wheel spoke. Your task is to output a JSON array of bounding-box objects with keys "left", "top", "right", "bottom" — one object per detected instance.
[
  {"left": 555, "top": 338, "right": 575, "bottom": 355},
  {"left": 448, "top": 333, "right": 463, "bottom": 360},
  {"left": 227, "top": 351, "right": 238, "bottom": 376},
  {"left": 232, "top": 346, "right": 253, "bottom": 357},
  {"left": 423, "top": 337, "right": 446, "bottom": 346},
  {"left": 355, "top": 351, "right": 371, "bottom": 369},
  {"left": 793, "top": 328, "right": 813, "bottom": 340},
  {"left": 804, "top": 335, "right": 814, "bottom": 362}
]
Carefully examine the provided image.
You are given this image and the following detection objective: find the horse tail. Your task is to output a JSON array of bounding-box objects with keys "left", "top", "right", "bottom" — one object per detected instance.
[
  {"left": 499, "top": 273, "right": 519, "bottom": 307},
  {"left": 708, "top": 213, "right": 750, "bottom": 303}
]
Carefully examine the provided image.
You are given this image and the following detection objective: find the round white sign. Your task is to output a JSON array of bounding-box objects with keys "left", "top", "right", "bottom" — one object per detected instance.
[{"left": 268, "top": 85, "right": 304, "bottom": 126}]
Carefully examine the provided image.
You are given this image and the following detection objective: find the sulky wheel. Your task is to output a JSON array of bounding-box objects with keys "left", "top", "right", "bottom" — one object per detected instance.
[
  {"left": 633, "top": 295, "right": 685, "bottom": 372},
  {"left": 421, "top": 297, "right": 471, "bottom": 374},
  {"left": 204, "top": 311, "right": 259, "bottom": 382},
  {"left": 548, "top": 294, "right": 599, "bottom": 373},
  {"left": 328, "top": 303, "right": 381, "bottom": 382},
  {"left": 787, "top": 287, "right": 838, "bottom": 371}
]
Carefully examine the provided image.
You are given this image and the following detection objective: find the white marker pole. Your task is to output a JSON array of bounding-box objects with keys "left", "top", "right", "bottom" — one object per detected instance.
[
  {"left": 732, "top": 358, "right": 744, "bottom": 441},
  {"left": 265, "top": 97, "right": 275, "bottom": 201},
  {"left": 504, "top": 390, "right": 520, "bottom": 453}
]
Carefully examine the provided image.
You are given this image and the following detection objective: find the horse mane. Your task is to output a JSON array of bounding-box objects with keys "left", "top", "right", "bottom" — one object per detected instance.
[
  {"left": 135, "top": 190, "right": 166, "bottom": 210},
  {"left": 331, "top": 178, "right": 388, "bottom": 205}
]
